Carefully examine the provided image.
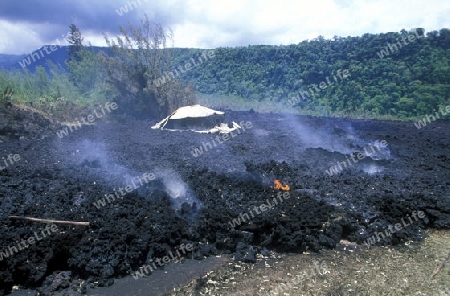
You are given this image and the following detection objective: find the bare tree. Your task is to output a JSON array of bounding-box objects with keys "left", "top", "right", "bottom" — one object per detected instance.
[
  {"left": 100, "top": 15, "right": 196, "bottom": 118},
  {"left": 67, "top": 24, "right": 84, "bottom": 62}
]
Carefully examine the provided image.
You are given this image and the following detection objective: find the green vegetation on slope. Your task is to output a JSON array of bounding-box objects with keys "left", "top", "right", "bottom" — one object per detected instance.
[
  {"left": 174, "top": 28, "right": 450, "bottom": 119},
  {"left": 1, "top": 27, "right": 449, "bottom": 120}
]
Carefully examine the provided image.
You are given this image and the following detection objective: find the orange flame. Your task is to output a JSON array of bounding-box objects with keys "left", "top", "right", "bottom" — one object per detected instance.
[{"left": 272, "top": 179, "right": 290, "bottom": 191}]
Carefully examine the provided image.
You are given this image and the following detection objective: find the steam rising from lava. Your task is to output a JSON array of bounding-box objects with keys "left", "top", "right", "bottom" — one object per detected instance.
[
  {"left": 156, "top": 168, "right": 202, "bottom": 211},
  {"left": 71, "top": 139, "right": 136, "bottom": 183},
  {"left": 60, "top": 139, "right": 154, "bottom": 200},
  {"left": 282, "top": 115, "right": 391, "bottom": 175},
  {"left": 62, "top": 140, "right": 201, "bottom": 211},
  {"left": 283, "top": 115, "right": 359, "bottom": 154}
]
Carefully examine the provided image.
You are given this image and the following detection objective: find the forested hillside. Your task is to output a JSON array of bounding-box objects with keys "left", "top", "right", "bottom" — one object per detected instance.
[
  {"left": 173, "top": 28, "right": 450, "bottom": 118},
  {"left": 1, "top": 28, "right": 449, "bottom": 120}
]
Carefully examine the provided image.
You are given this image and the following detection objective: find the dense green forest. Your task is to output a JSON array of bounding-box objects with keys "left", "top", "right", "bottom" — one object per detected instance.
[
  {"left": 172, "top": 28, "right": 450, "bottom": 118},
  {"left": 1, "top": 27, "right": 449, "bottom": 120}
]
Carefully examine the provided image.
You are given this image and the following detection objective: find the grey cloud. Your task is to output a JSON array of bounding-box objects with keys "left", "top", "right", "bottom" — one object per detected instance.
[{"left": 0, "top": 0, "right": 184, "bottom": 40}]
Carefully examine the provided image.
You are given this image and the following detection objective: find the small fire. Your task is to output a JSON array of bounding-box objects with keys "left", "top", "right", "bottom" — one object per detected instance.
[{"left": 272, "top": 179, "right": 290, "bottom": 191}]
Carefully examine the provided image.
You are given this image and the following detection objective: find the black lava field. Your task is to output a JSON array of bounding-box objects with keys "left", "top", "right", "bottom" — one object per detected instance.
[{"left": 0, "top": 110, "right": 449, "bottom": 294}]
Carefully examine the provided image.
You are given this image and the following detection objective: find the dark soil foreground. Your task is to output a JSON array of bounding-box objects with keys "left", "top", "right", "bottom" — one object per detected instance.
[{"left": 0, "top": 105, "right": 449, "bottom": 295}]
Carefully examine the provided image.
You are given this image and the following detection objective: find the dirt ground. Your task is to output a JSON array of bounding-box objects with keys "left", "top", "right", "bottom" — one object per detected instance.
[
  {"left": 0, "top": 105, "right": 449, "bottom": 295},
  {"left": 170, "top": 230, "right": 450, "bottom": 296}
]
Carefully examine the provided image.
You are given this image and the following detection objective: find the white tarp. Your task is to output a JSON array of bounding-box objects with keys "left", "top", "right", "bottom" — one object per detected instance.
[
  {"left": 195, "top": 121, "right": 242, "bottom": 134},
  {"left": 151, "top": 104, "right": 239, "bottom": 134}
]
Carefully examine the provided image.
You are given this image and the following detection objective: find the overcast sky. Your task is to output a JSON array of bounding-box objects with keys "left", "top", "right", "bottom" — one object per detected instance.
[{"left": 0, "top": 0, "right": 449, "bottom": 54}]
